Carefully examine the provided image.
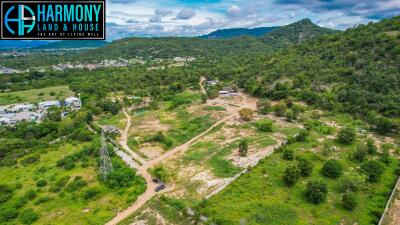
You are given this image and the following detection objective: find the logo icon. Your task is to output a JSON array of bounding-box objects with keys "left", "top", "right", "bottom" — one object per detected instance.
[{"left": 4, "top": 4, "right": 36, "bottom": 36}]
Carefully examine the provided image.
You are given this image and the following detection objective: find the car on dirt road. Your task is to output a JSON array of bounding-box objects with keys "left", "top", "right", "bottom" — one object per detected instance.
[{"left": 155, "top": 183, "right": 166, "bottom": 192}]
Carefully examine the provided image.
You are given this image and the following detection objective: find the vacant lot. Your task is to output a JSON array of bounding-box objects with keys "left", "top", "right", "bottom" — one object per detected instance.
[{"left": 0, "top": 86, "right": 74, "bottom": 105}]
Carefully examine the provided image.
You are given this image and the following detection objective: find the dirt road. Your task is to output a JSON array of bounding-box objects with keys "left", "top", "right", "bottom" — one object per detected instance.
[
  {"left": 199, "top": 77, "right": 206, "bottom": 95},
  {"left": 106, "top": 106, "right": 233, "bottom": 225}
]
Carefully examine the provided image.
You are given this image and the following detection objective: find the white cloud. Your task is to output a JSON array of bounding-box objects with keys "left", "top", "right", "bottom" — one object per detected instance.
[{"left": 174, "top": 9, "right": 196, "bottom": 20}]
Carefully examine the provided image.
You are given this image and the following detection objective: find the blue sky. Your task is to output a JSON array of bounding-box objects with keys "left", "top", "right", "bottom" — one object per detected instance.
[{"left": 106, "top": 0, "right": 400, "bottom": 39}]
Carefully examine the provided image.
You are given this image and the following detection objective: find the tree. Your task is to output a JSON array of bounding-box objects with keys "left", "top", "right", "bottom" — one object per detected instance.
[
  {"left": 239, "top": 108, "right": 254, "bottom": 121},
  {"left": 238, "top": 140, "right": 248, "bottom": 157},
  {"left": 19, "top": 208, "right": 38, "bottom": 225},
  {"left": 283, "top": 165, "right": 301, "bottom": 187},
  {"left": 342, "top": 193, "right": 357, "bottom": 211},
  {"left": 295, "top": 129, "right": 309, "bottom": 142},
  {"left": 298, "top": 158, "right": 313, "bottom": 177},
  {"left": 282, "top": 148, "right": 295, "bottom": 160},
  {"left": 58, "top": 117, "right": 75, "bottom": 136},
  {"left": 361, "top": 160, "right": 385, "bottom": 183},
  {"left": 0, "top": 185, "right": 13, "bottom": 203},
  {"left": 372, "top": 116, "right": 395, "bottom": 135},
  {"left": 305, "top": 180, "right": 328, "bottom": 204},
  {"left": 322, "top": 160, "right": 343, "bottom": 179},
  {"left": 337, "top": 127, "right": 356, "bottom": 145}
]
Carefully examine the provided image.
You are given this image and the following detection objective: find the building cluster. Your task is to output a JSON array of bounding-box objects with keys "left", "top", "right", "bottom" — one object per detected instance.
[
  {"left": 219, "top": 86, "right": 239, "bottom": 97},
  {"left": 0, "top": 96, "right": 81, "bottom": 126},
  {"left": 52, "top": 58, "right": 129, "bottom": 71}
]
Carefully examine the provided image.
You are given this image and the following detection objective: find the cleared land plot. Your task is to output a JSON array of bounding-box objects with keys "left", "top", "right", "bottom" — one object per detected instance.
[{"left": 0, "top": 86, "right": 74, "bottom": 105}]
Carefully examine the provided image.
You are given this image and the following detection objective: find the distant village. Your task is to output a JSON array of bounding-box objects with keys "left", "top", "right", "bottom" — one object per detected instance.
[{"left": 0, "top": 96, "right": 81, "bottom": 126}]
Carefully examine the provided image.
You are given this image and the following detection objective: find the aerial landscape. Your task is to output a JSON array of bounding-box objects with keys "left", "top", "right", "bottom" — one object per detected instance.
[{"left": 0, "top": 0, "right": 399, "bottom": 225}]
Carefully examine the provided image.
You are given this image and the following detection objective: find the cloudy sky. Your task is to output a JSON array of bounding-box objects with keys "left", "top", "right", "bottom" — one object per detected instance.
[{"left": 106, "top": 0, "right": 400, "bottom": 40}]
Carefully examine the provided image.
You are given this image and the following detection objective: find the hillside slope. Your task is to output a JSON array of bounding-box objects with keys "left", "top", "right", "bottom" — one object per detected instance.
[{"left": 200, "top": 27, "right": 279, "bottom": 39}]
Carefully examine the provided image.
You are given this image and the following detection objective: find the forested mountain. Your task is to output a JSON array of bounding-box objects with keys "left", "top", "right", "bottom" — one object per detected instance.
[
  {"left": 0, "top": 41, "right": 51, "bottom": 49},
  {"left": 200, "top": 27, "right": 279, "bottom": 39},
  {"left": 260, "top": 18, "right": 338, "bottom": 47}
]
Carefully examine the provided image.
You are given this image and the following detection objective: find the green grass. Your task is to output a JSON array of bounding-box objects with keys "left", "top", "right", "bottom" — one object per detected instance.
[
  {"left": 199, "top": 129, "right": 398, "bottom": 225},
  {"left": 0, "top": 86, "right": 74, "bottom": 105},
  {"left": 96, "top": 112, "right": 126, "bottom": 130},
  {"left": 0, "top": 141, "right": 146, "bottom": 225}
]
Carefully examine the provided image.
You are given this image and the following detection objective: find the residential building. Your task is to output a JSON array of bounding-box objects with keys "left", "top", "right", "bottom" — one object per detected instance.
[{"left": 38, "top": 100, "right": 61, "bottom": 111}]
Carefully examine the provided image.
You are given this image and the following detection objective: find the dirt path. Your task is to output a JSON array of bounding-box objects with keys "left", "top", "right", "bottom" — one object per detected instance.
[
  {"left": 199, "top": 77, "right": 206, "bottom": 95},
  {"left": 106, "top": 106, "right": 233, "bottom": 225}
]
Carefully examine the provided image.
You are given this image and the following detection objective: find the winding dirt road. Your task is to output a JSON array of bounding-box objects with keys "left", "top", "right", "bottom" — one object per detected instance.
[{"left": 105, "top": 106, "right": 233, "bottom": 225}]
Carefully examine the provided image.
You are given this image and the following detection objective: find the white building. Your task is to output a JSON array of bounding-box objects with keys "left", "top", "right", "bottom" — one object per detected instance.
[
  {"left": 38, "top": 100, "right": 61, "bottom": 111},
  {"left": 65, "top": 96, "right": 81, "bottom": 110},
  {"left": 8, "top": 104, "right": 34, "bottom": 113}
]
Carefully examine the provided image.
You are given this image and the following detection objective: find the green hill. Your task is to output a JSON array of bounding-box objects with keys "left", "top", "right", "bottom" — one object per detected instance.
[{"left": 200, "top": 26, "right": 279, "bottom": 39}]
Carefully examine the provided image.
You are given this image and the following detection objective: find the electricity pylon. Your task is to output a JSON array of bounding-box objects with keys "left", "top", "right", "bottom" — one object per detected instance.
[{"left": 100, "top": 131, "right": 113, "bottom": 180}]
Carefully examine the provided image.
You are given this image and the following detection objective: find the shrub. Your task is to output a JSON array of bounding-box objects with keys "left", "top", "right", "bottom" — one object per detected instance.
[
  {"left": 255, "top": 119, "right": 273, "bottom": 132},
  {"left": 239, "top": 108, "right": 254, "bottom": 121},
  {"left": 0, "top": 185, "right": 13, "bottom": 203},
  {"left": 337, "top": 127, "right": 356, "bottom": 145},
  {"left": 238, "top": 140, "right": 248, "bottom": 157},
  {"left": 379, "top": 149, "right": 391, "bottom": 165},
  {"left": 0, "top": 206, "right": 19, "bottom": 222},
  {"left": 257, "top": 99, "right": 272, "bottom": 115},
  {"left": 34, "top": 196, "right": 52, "bottom": 205},
  {"left": 104, "top": 167, "right": 137, "bottom": 189},
  {"left": 342, "top": 193, "right": 357, "bottom": 211},
  {"left": 283, "top": 165, "right": 301, "bottom": 187},
  {"left": 36, "top": 179, "right": 47, "bottom": 187},
  {"left": 353, "top": 145, "right": 367, "bottom": 162},
  {"left": 361, "top": 160, "right": 385, "bottom": 183},
  {"left": 295, "top": 130, "right": 309, "bottom": 142},
  {"left": 298, "top": 158, "right": 313, "bottom": 177},
  {"left": 366, "top": 139, "right": 377, "bottom": 155},
  {"left": 305, "top": 180, "right": 328, "bottom": 204},
  {"left": 339, "top": 174, "right": 365, "bottom": 193},
  {"left": 19, "top": 208, "right": 38, "bottom": 225},
  {"left": 274, "top": 103, "right": 287, "bottom": 117},
  {"left": 322, "top": 160, "right": 343, "bottom": 179},
  {"left": 56, "top": 156, "right": 76, "bottom": 170},
  {"left": 21, "top": 155, "right": 40, "bottom": 166},
  {"left": 282, "top": 148, "right": 295, "bottom": 160},
  {"left": 83, "top": 188, "right": 100, "bottom": 200},
  {"left": 24, "top": 190, "right": 37, "bottom": 200},
  {"left": 151, "top": 166, "right": 169, "bottom": 183},
  {"left": 65, "top": 177, "right": 87, "bottom": 192}
]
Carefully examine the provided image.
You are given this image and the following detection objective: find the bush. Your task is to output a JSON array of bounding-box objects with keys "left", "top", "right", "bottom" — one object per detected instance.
[
  {"left": 239, "top": 108, "right": 254, "bottom": 121},
  {"left": 322, "top": 160, "right": 343, "bottom": 179},
  {"left": 21, "top": 155, "right": 40, "bottom": 166},
  {"left": 238, "top": 140, "right": 248, "bottom": 157},
  {"left": 274, "top": 103, "right": 287, "bottom": 117},
  {"left": 282, "top": 148, "right": 295, "bottom": 160},
  {"left": 379, "top": 149, "right": 391, "bottom": 165},
  {"left": 339, "top": 174, "right": 365, "bottom": 193},
  {"left": 0, "top": 206, "right": 19, "bottom": 222},
  {"left": 366, "top": 139, "right": 377, "bottom": 155},
  {"left": 361, "top": 160, "right": 385, "bottom": 183},
  {"left": 257, "top": 99, "right": 272, "bottom": 115},
  {"left": 24, "top": 190, "right": 37, "bottom": 200},
  {"left": 0, "top": 185, "right": 13, "bottom": 203},
  {"left": 151, "top": 166, "right": 169, "bottom": 182},
  {"left": 337, "top": 127, "right": 356, "bottom": 145},
  {"left": 83, "top": 188, "right": 100, "bottom": 200},
  {"left": 19, "top": 209, "right": 38, "bottom": 225},
  {"left": 342, "top": 193, "right": 357, "bottom": 211},
  {"left": 305, "top": 180, "right": 328, "bottom": 204},
  {"left": 255, "top": 119, "right": 273, "bottom": 132},
  {"left": 283, "top": 165, "right": 301, "bottom": 187},
  {"left": 65, "top": 177, "right": 87, "bottom": 192},
  {"left": 353, "top": 145, "right": 367, "bottom": 162},
  {"left": 36, "top": 179, "right": 47, "bottom": 187},
  {"left": 295, "top": 130, "right": 309, "bottom": 142},
  {"left": 298, "top": 158, "right": 313, "bottom": 177},
  {"left": 34, "top": 196, "right": 52, "bottom": 205},
  {"left": 104, "top": 167, "right": 137, "bottom": 189}
]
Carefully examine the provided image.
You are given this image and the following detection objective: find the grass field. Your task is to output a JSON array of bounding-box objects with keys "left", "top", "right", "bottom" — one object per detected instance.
[
  {"left": 0, "top": 86, "right": 74, "bottom": 105},
  {"left": 0, "top": 141, "right": 146, "bottom": 225},
  {"left": 199, "top": 118, "right": 399, "bottom": 225}
]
